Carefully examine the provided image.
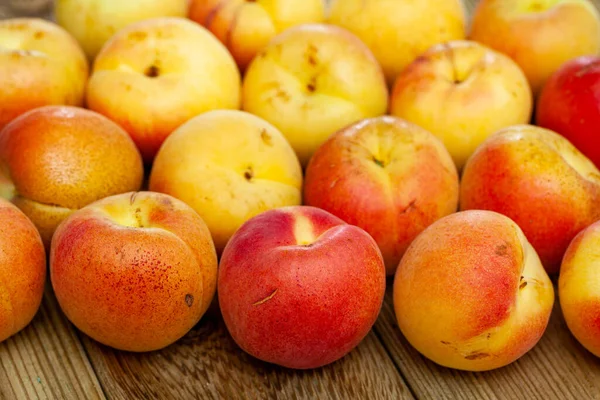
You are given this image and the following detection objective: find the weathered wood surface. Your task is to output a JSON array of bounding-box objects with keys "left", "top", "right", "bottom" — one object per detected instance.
[
  {"left": 0, "top": 285, "right": 105, "bottom": 400},
  {"left": 2, "top": 0, "right": 600, "bottom": 399},
  {"left": 80, "top": 305, "right": 413, "bottom": 400}
]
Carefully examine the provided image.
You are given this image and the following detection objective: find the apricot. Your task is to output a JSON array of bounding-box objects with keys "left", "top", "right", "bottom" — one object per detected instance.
[
  {"left": 50, "top": 191, "right": 218, "bottom": 352},
  {"left": 0, "top": 106, "right": 144, "bottom": 248},
  {"left": 219, "top": 206, "right": 386, "bottom": 369},
  {"left": 0, "top": 198, "right": 46, "bottom": 343},
  {"left": 559, "top": 219, "right": 600, "bottom": 358},
  {"left": 394, "top": 210, "right": 554, "bottom": 371}
]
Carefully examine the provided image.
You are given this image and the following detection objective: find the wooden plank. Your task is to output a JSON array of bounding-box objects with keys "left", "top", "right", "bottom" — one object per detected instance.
[
  {"left": 80, "top": 304, "right": 414, "bottom": 400},
  {"left": 0, "top": 1, "right": 53, "bottom": 20},
  {"left": 0, "top": 284, "right": 105, "bottom": 400},
  {"left": 374, "top": 285, "right": 600, "bottom": 400}
]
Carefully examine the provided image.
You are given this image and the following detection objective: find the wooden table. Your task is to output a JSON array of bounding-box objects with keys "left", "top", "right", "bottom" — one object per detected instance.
[
  {"left": 3, "top": 1, "right": 600, "bottom": 399},
  {"left": 3, "top": 280, "right": 600, "bottom": 400}
]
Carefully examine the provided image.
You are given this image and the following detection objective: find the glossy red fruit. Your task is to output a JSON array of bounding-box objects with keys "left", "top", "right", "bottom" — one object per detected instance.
[{"left": 536, "top": 55, "right": 600, "bottom": 168}]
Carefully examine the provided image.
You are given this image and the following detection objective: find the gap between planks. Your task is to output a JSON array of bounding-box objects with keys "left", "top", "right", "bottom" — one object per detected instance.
[{"left": 0, "top": 283, "right": 105, "bottom": 400}]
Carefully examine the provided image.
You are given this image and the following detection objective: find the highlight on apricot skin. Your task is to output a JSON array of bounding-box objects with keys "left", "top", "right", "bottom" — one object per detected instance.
[{"left": 393, "top": 210, "right": 554, "bottom": 371}]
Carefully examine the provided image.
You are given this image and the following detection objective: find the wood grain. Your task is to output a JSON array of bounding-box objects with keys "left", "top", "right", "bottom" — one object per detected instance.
[
  {"left": 374, "top": 284, "right": 600, "bottom": 400},
  {"left": 0, "top": 0, "right": 53, "bottom": 20},
  {"left": 80, "top": 304, "right": 413, "bottom": 400},
  {"left": 0, "top": 285, "right": 105, "bottom": 400},
  {"left": 2, "top": 1, "right": 600, "bottom": 400}
]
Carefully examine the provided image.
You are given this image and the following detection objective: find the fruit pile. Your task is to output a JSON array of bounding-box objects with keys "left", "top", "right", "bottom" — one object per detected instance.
[{"left": 1, "top": 0, "right": 600, "bottom": 374}]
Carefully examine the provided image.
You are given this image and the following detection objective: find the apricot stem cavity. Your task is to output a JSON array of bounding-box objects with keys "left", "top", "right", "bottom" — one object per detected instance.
[
  {"left": 144, "top": 64, "right": 160, "bottom": 78},
  {"left": 373, "top": 157, "right": 385, "bottom": 167}
]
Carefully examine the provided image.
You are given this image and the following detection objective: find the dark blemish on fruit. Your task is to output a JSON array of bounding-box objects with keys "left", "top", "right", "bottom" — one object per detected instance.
[
  {"left": 305, "top": 43, "right": 318, "bottom": 66},
  {"left": 33, "top": 31, "right": 44, "bottom": 39},
  {"left": 307, "top": 80, "right": 316, "bottom": 93},
  {"left": 253, "top": 289, "right": 278, "bottom": 306},
  {"left": 487, "top": 333, "right": 491, "bottom": 339},
  {"left": 465, "top": 352, "right": 490, "bottom": 360},
  {"left": 441, "top": 341, "right": 450, "bottom": 345},
  {"left": 520, "top": 280, "right": 528, "bottom": 290},
  {"left": 413, "top": 55, "right": 428, "bottom": 66},
  {"left": 276, "top": 89, "right": 291, "bottom": 102},
  {"left": 400, "top": 200, "right": 416, "bottom": 214},
  {"left": 145, "top": 65, "right": 160, "bottom": 78},
  {"left": 495, "top": 243, "right": 509, "bottom": 256},
  {"left": 134, "top": 207, "right": 144, "bottom": 227},
  {"left": 244, "top": 166, "right": 253, "bottom": 181},
  {"left": 373, "top": 157, "right": 384, "bottom": 167},
  {"left": 185, "top": 294, "right": 194, "bottom": 307},
  {"left": 260, "top": 128, "right": 272, "bottom": 146}
]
